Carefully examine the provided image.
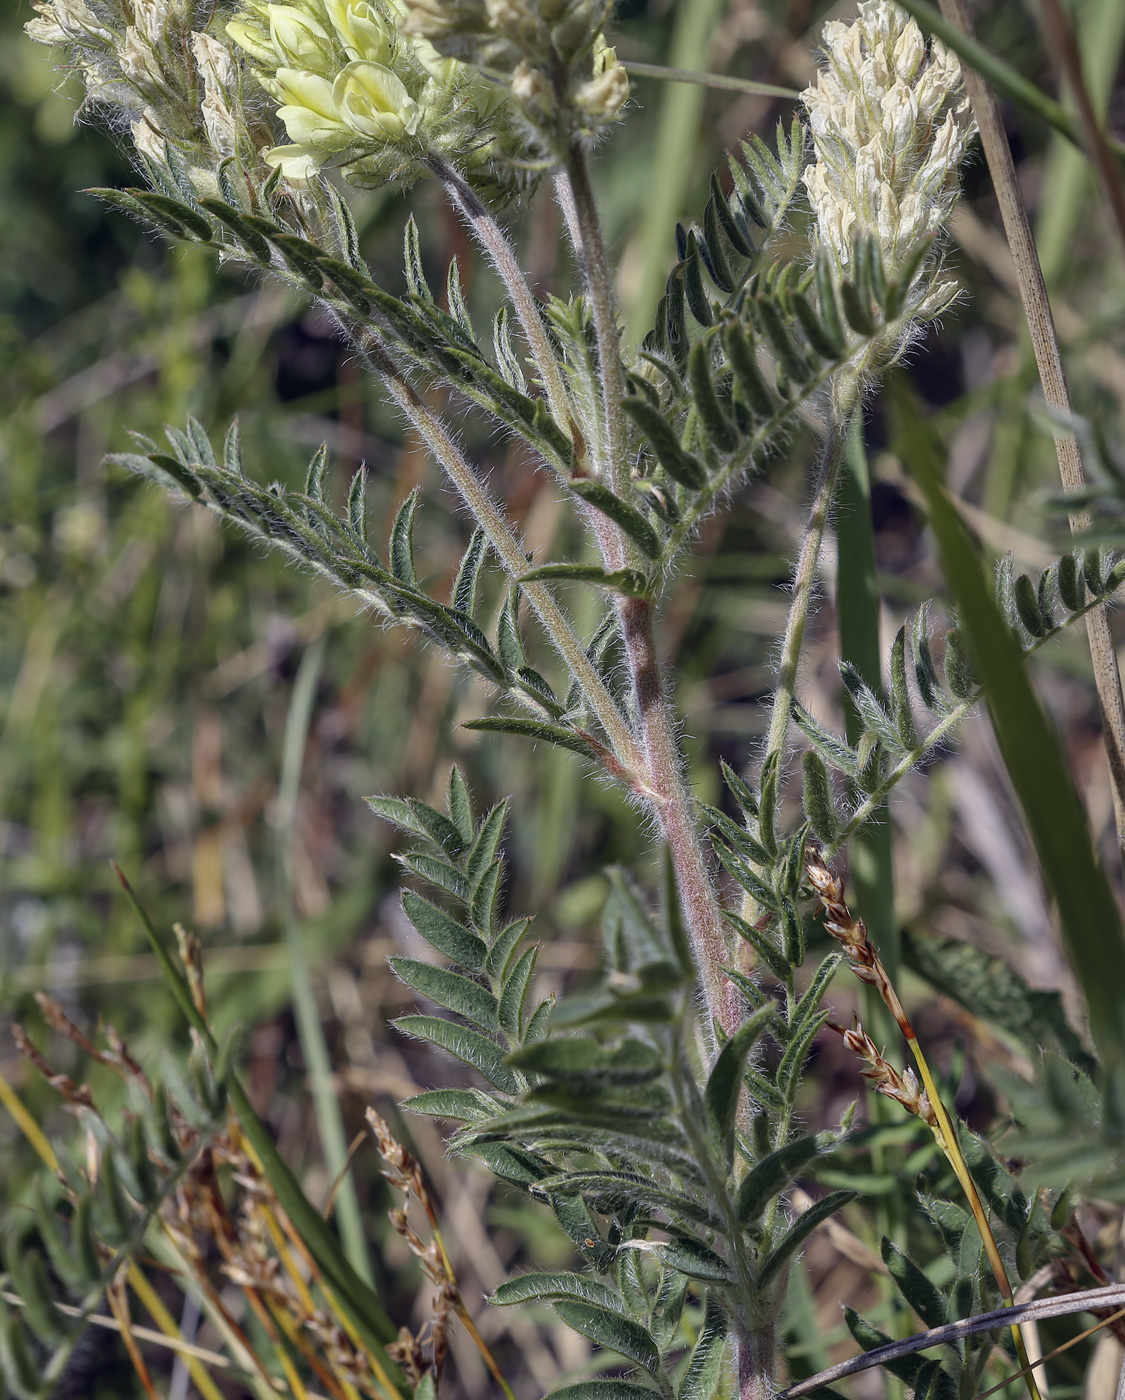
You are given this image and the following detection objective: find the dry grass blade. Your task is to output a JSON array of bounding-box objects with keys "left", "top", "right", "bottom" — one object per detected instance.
[{"left": 779, "top": 1284, "right": 1125, "bottom": 1398}]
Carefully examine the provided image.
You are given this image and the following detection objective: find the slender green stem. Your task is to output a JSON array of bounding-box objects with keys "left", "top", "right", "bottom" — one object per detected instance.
[
  {"left": 764, "top": 403, "right": 857, "bottom": 762},
  {"left": 429, "top": 157, "right": 573, "bottom": 436},
  {"left": 623, "top": 61, "right": 799, "bottom": 101},
  {"left": 276, "top": 635, "right": 372, "bottom": 1288},
  {"left": 363, "top": 337, "right": 643, "bottom": 772}
]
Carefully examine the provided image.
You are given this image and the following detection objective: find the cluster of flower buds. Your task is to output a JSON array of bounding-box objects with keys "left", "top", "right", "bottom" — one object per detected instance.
[
  {"left": 831, "top": 1018, "right": 937, "bottom": 1127},
  {"left": 399, "top": 0, "right": 629, "bottom": 150},
  {"left": 802, "top": 0, "right": 975, "bottom": 316},
  {"left": 25, "top": 0, "right": 273, "bottom": 200},
  {"left": 225, "top": 0, "right": 530, "bottom": 196}
]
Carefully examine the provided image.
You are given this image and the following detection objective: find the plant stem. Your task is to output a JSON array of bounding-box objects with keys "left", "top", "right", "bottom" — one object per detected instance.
[
  {"left": 764, "top": 404, "right": 856, "bottom": 763},
  {"left": 559, "top": 151, "right": 734, "bottom": 1045},
  {"left": 560, "top": 145, "right": 631, "bottom": 501},
  {"left": 619, "top": 596, "right": 735, "bottom": 1042},
  {"left": 936, "top": 0, "right": 1125, "bottom": 860},
  {"left": 428, "top": 157, "right": 573, "bottom": 435},
  {"left": 363, "top": 337, "right": 643, "bottom": 772},
  {"left": 736, "top": 1321, "right": 775, "bottom": 1400}
]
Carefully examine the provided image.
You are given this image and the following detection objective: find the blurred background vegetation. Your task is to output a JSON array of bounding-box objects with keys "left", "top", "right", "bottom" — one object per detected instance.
[{"left": 3, "top": 0, "right": 1125, "bottom": 1394}]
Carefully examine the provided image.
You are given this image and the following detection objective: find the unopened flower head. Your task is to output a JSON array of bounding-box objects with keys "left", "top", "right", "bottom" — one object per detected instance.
[
  {"left": 802, "top": 0, "right": 974, "bottom": 290},
  {"left": 399, "top": 0, "right": 628, "bottom": 149}
]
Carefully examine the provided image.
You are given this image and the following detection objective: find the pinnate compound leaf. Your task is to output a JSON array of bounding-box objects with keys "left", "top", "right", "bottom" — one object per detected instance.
[
  {"left": 393, "top": 1015, "right": 520, "bottom": 1094},
  {"left": 491, "top": 1272, "right": 623, "bottom": 1312},
  {"left": 758, "top": 1191, "right": 858, "bottom": 1286},
  {"left": 463, "top": 716, "right": 601, "bottom": 759},
  {"left": 551, "top": 1300, "right": 661, "bottom": 1376}
]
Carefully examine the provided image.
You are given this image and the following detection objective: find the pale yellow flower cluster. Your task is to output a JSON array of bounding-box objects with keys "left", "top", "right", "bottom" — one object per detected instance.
[
  {"left": 803, "top": 0, "right": 975, "bottom": 285},
  {"left": 226, "top": 0, "right": 519, "bottom": 187}
]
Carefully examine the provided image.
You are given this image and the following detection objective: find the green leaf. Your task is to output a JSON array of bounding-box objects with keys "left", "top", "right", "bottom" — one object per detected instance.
[
  {"left": 704, "top": 1002, "right": 776, "bottom": 1172},
  {"left": 390, "top": 487, "right": 420, "bottom": 586},
  {"left": 902, "top": 928, "right": 1092, "bottom": 1070},
  {"left": 487, "top": 918, "right": 532, "bottom": 982},
  {"left": 656, "top": 1237, "right": 732, "bottom": 1283},
  {"left": 723, "top": 909, "right": 790, "bottom": 980},
  {"left": 546, "top": 1385, "right": 660, "bottom": 1400},
  {"left": 570, "top": 479, "right": 662, "bottom": 558},
  {"left": 679, "top": 1293, "right": 728, "bottom": 1400},
  {"left": 843, "top": 1306, "right": 925, "bottom": 1385},
  {"left": 519, "top": 562, "right": 651, "bottom": 596},
  {"left": 895, "top": 382, "right": 1125, "bottom": 1067},
  {"left": 621, "top": 398, "right": 707, "bottom": 491},
  {"left": 759, "top": 1191, "right": 858, "bottom": 1285},
  {"left": 491, "top": 1272, "right": 623, "bottom": 1311},
  {"left": 688, "top": 339, "right": 739, "bottom": 452},
  {"left": 401, "top": 893, "right": 487, "bottom": 973},
  {"left": 394, "top": 1015, "right": 520, "bottom": 1093},
  {"left": 510, "top": 1036, "right": 664, "bottom": 1086},
  {"left": 397, "top": 851, "right": 470, "bottom": 902},
  {"left": 402, "top": 1088, "right": 502, "bottom": 1122},
  {"left": 463, "top": 716, "right": 599, "bottom": 759},
  {"left": 551, "top": 1300, "right": 661, "bottom": 1376},
  {"left": 737, "top": 1136, "right": 820, "bottom": 1224},
  {"left": 405, "top": 797, "right": 465, "bottom": 859},
  {"left": 468, "top": 801, "right": 508, "bottom": 885},
  {"left": 801, "top": 750, "right": 839, "bottom": 844},
  {"left": 537, "top": 1170, "right": 722, "bottom": 1229},
  {"left": 880, "top": 1238, "right": 947, "bottom": 1329},
  {"left": 498, "top": 946, "right": 538, "bottom": 1040},
  {"left": 389, "top": 958, "right": 499, "bottom": 1033}
]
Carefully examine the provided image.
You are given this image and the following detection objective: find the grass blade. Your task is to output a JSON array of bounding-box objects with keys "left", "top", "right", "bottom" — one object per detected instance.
[{"left": 893, "top": 381, "right": 1125, "bottom": 1068}]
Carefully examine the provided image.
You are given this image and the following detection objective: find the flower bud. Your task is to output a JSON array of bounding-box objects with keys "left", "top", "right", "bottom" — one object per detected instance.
[{"left": 334, "top": 60, "right": 422, "bottom": 139}]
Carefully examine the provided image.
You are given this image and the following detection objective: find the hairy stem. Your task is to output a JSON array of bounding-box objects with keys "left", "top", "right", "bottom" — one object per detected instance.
[
  {"left": 737, "top": 1321, "right": 776, "bottom": 1400},
  {"left": 764, "top": 404, "right": 857, "bottom": 762},
  {"left": 363, "top": 337, "right": 643, "bottom": 771},
  {"left": 559, "top": 146, "right": 631, "bottom": 502},
  {"left": 936, "top": 0, "right": 1125, "bottom": 860},
  {"left": 428, "top": 157, "right": 573, "bottom": 436},
  {"left": 619, "top": 597, "right": 733, "bottom": 1044}
]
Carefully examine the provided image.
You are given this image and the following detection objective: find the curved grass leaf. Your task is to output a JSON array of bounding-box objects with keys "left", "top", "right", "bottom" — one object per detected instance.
[{"left": 895, "top": 382, "right": 1125, "bottom": 1067}]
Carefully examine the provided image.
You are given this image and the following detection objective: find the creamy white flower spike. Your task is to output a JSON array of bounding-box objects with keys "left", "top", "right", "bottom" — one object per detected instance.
[{"left": 802, "top": 0, "right": 974, "bottom": 281}]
